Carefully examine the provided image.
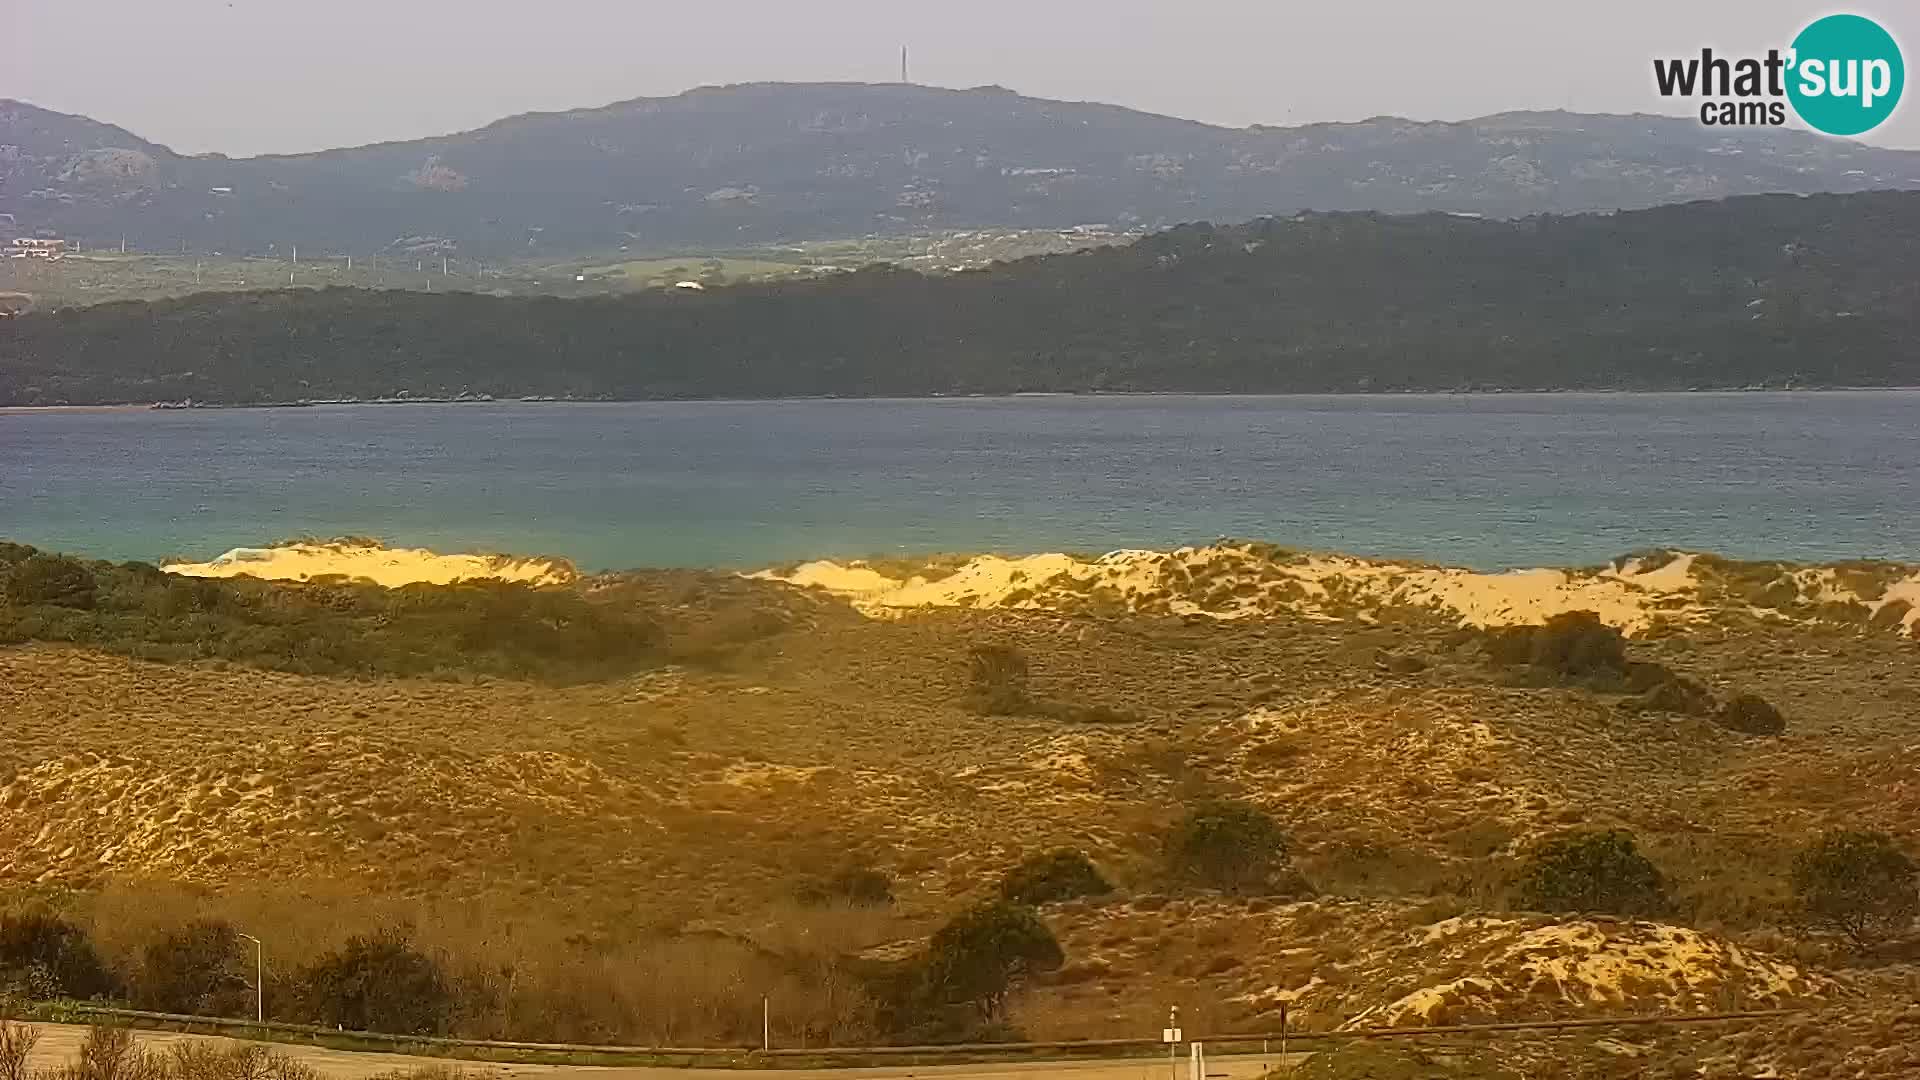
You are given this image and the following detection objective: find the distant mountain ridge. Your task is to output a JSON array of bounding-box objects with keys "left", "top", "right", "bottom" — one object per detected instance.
[{"left": 8, "top": 83, "right": 1920, "bottom": 257}]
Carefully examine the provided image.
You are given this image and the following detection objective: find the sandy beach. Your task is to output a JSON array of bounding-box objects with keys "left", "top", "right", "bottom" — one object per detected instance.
[{"left": 162, "top": 541, "right": 575, "bottom": 588}]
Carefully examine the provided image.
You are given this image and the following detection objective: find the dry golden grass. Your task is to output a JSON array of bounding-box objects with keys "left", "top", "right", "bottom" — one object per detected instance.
[{"left": 2, "top": 573, "right": 1918, "bottom": 1042}]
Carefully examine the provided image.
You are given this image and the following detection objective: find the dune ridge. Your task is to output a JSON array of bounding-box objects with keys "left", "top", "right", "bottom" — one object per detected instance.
[
  {"left": 155, "top": 537, "right": 1920, "bottom": 638},
  {"left": 752, "top": 543, "right": 1920, "bottom": 636},
  {"left": 161, "top": 540, "right": 575, "bottom": 587}
]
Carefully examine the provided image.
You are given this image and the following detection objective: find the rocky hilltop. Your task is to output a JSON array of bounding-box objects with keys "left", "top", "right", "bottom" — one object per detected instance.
[{"left": 8, "top": 86, "right": 1920, "bottom": 256}]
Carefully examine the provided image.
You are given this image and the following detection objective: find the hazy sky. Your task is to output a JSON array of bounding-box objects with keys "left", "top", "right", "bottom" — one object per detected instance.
[{"left": 5, "top": 0, "right": 1919, "bottom": 154}]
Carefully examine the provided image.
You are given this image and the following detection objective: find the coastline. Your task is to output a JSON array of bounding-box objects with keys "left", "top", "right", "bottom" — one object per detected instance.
[
  {"left": 9, "top": 385, "right": 1920, "bottom": 413},
  {"left": 60, "top": 536, "right": 1920, "bottom": 639},
  {"left": 0, "top": 403, "right": 153, "bottom": 414}
]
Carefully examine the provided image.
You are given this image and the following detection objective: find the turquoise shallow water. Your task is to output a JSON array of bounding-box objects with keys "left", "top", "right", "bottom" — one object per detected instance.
[{"left": 3, "top": 393, "right": 1918, "bottom": 572}]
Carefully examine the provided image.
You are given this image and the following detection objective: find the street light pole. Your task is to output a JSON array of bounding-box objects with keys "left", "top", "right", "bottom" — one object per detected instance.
[{"left": 236, "top": 933, "right": 263, "bottom": 1024}]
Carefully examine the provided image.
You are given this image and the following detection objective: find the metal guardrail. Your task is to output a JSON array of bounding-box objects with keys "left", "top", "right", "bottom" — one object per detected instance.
[{"left": 42, "top": 1004, "right": 1803, "bottom": 1059}]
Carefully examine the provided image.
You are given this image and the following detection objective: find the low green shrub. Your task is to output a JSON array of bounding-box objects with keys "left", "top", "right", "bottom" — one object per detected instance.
[
  {"left": 1166, "top": 799, "right": 1292, "bottom": 894},
  {"left": 1791, "top": 830, "right": 1918, "bottom": 949},
  {"left": 921, "top": 901, "right": 1063, "bottom": 1022},
  {"left": 133, "top": 919, "right": 251, "bottom": 1017},
  {"left": 965, "top": 643, "right": 1030, "bottom": 714},
  {"left": 4, "top": 554, "right": 97, "bottom": 610},
  {"left": 0, "top": 543, "right": 664, "bottom": 683},
  {"left": 997, "top": 850, "right": 1112, "bottom": 905},
  {"left": 0, "top": 912, "right": 115, "bottom": 1000},
  {"left": 1487, "top": 611, "right": 1627, "bottom": 682},
  {"left": 1623, "top": 668, "right": 1716, "bottom": 717},
  {"left": 1719, "top": 692, "right": 1787, "bottom": 736},
  {"left": 1490, "top": 612, "right": 1725, "bottom": 716},
  {"left": 292, "top": 926, "right": 454, "bottom": 1036},
  {"left": 1513, "top": 829, "right": 1667, "bottom": 916},
  {"left": 796, "top": 865, "right": 895, "bottom": 907}
]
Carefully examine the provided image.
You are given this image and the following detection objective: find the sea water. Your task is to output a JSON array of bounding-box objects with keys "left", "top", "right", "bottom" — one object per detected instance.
[{"left": 4, "top": 393, "right": 1917, "bottom": 571}]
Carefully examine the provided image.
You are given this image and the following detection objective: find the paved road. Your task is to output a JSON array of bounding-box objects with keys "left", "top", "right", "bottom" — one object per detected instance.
[{"left": 21, "top": 1024, "right": 1306, "bottom": 1080}]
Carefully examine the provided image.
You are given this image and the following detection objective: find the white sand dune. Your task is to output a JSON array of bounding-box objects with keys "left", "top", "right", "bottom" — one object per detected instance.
[
  {"left": 162, "top": 541, "right": 573, "bottom": 588},
  {"left": 1341, "top": 917, "right": 1822, "bottom": 1028},
  {"left": 752, "top": 544, "right": 1920, "bottom": 636},
  {"left": 156, "top": 538, "right": 1920, "bottom": 637}
]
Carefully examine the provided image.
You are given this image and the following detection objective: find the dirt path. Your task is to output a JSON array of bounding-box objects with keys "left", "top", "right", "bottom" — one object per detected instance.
[{"left": 21, "top": 1024, "right": 1299, "bottom": 1080}]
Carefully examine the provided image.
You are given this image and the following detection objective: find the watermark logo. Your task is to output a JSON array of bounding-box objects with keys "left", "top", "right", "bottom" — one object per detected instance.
[
  {"left": 1788, "top": 15, "right": 1904, "bottom": 134},
  {"left": 1653, "top": 13, "right": 1904, "bottom": 135}
]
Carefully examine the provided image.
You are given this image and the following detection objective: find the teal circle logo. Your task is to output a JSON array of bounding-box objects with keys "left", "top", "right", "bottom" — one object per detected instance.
[{"left": 1787, "top": 14, "right": 1904, "bottom": 136}]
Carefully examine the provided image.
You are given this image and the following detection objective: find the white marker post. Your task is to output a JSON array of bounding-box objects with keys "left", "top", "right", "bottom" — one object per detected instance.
[
  {"left": 1188, "top": 1042, "right": 1205, "bottom": 1080},
  {"left": 1162, "top": 1006, "right": 1182, "bottom": 1080}
]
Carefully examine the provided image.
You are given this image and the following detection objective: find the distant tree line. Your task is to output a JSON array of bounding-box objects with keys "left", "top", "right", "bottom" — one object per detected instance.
[{"left": 5, "top": 192, "right": 1920, "bottom": 405}]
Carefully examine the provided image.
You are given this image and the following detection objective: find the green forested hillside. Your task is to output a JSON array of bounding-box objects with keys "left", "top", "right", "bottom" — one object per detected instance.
[{"left": 4, "top": 191, "right": 1920, "bottom": 405}]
